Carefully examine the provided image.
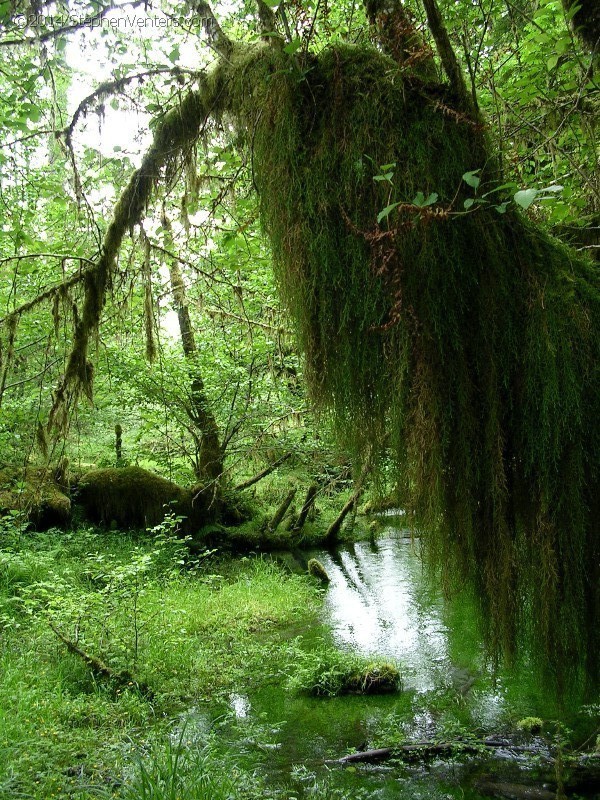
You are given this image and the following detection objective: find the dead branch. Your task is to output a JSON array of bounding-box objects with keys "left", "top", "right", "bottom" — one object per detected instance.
[
  {"left": 49, "top": 622, "right": 153, "bottom": 696},
  {"left": 234, "top": 451, "right": 293, "bottom": 491}
]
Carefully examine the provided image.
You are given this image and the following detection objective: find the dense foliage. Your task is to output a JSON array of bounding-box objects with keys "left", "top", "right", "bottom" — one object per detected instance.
[{"left": 0, "top": 0, "right": 598, "bottom": 691}]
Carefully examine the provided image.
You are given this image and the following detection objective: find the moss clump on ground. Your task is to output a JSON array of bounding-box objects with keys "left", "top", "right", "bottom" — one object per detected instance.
[
  {"left": 228, "top": 43, "right": 600, "bottom": 690},
  {"left": 0, "top": 467, "right": 71, "bottom": 530},
  {"left": 516, "top": 717, "right": 544, "bottom": 735},
  {"left": 290, "top": 647, "right": 401, "bottom": 696},
  {"left": 307, "top": 558, "right": 330, "bottom": 583},
  {"left": 78, "top": 466, "right": 211, "bottom": 532}
]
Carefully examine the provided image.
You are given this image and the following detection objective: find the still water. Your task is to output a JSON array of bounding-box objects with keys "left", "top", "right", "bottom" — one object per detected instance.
[{"left": 183, "top": 528, "right": 591, "bottom": 798}]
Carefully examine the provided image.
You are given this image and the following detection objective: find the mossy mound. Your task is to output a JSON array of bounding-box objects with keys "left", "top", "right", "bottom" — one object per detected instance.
[
  {"left": 78, "top": 466, "right": 210, "bottom": 532},
  {"left": 307, "top": 558, "right": 330, "bottom": 583},
  {"left": 0, "top": 467, "right": 71, "bottom": 530},
  {"left": 229, "top": 44, "right": 600, "bottom": 689},
  {"left": 290, "top": 648, "right": 401, "bottom": 696}
]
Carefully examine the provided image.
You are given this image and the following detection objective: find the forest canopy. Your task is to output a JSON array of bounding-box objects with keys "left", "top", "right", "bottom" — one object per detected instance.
[{"left": 0, "top": 0, "right": 599, "bottom": 691}]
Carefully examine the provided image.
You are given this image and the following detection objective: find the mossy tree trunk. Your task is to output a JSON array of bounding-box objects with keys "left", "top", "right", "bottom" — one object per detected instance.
[
  {"left": 561, "top": 0, "right": 600, "bottom": 51},
  {"left": 162, "top": 210, "right": 224, "bottom": 484}
]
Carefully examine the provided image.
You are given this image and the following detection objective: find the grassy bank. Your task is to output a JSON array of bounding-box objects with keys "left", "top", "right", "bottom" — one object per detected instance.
[{"left": 0, "top": 521, "right": 322, "bottom": 799}]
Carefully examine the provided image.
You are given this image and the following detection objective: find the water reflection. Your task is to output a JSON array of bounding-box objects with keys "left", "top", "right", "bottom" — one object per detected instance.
[{"left": 317, "top": 536, "right": 459, "bottom": 693}]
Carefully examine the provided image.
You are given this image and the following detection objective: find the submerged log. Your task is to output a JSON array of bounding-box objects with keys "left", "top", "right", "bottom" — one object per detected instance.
[{"left": 326, "top": 738, "right": 600, "bottom": 797}]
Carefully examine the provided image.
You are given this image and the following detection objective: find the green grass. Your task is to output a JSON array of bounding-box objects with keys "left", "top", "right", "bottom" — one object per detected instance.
[{"left": 0, "top": 523, "right": 322, "bottom": 799}]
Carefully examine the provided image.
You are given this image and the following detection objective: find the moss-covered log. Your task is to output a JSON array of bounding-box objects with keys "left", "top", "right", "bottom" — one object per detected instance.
[
  {"left": 0, "top": 467, "right": 71, "bottom": 529},
  {"left": 78, "top": 466, "right": 211, "bottom": 532},
  {"left": 226, "top": 44, "right": 600, "bottom": 690}
]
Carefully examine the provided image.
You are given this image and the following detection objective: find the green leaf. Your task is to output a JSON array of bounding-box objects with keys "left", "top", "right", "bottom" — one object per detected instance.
[
  {"left": 25, "top": 105, "right": 41, "bottom": 123},
  {"left": 464, "top": 198, "right": 475, "bottom": 210},
  {"left": 168, "top": 46, "right": 180, "bottom": 64},
  {"left": 494, "top": 202, "right": 509, "bottom": 214},
  {"left": 482, "top": 182, "right": 518, "bottom": 198},
  {"left": 379, "top": 162, "right": 396, "bottom": 171},
  {"left": 374, "top": 172, "right": 393, "bottom": 182},
  {"left": 538, "top": 184, "right": 563, "bottom": 194},
  {"left": 377, "top": 202, "right": 401, "bottom": 223},
  {"left": 283, "top": 38, "right": 302, "bottom": 55},
  {"left": 413, "top": 191, "right": 438, "bottom": 207},
  {"left": 462, "top": 170, "right": 481, "bottom": 189},
  {"left": 547, "top": 54, "right": 559, "bottom": 70},
  {"left": 514, "top": 189, "right": 538, "bottom": 209}
]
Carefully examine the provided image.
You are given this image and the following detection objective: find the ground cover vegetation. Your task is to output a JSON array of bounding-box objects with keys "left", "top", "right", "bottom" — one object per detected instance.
[{"left": 0, "top": 0, "right": 599, "bottom": 794}]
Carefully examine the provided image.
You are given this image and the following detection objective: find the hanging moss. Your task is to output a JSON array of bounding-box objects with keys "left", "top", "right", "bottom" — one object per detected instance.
[{"left": 227, "top": 44, "right": 600, "bottom": 691}]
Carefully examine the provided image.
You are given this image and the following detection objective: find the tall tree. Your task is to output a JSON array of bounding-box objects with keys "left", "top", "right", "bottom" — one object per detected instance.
[{"left": 160, "top": 208, "right": 223, "bottom": 483}]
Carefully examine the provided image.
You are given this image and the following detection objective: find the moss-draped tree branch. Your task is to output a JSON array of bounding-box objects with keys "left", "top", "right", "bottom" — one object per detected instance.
[{"left": 47, "top": 74, "right": 224, "bottom": 433}]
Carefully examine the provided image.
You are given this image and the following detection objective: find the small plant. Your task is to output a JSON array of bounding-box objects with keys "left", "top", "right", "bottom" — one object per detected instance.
[
  {"left": 516, "top": 716, "right": 544, "bottom": 735},
  {"left": 120, "top": 727, "right": 236, "bottom": 800},
  {"left": 289, "top": 645, "right": 401, "bottom": 696}
]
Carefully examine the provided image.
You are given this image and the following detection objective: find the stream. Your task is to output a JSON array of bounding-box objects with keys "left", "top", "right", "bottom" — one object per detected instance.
[{"left": 179, "top": 524, "right": 596, "bottom": 799}]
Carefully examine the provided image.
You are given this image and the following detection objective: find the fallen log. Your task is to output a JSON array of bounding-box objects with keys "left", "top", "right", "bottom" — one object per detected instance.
[
  {"left": 291, "top": 483, "right": 318, "bottom": 532},
  {"left": 49, "top": 622, "right": 153, "bottom": 697},
  {"left": 327, "top": 738, "right": 547, "bottom": 765}
]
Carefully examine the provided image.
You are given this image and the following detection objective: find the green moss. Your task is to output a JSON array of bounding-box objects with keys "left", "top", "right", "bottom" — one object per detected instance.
[
  {"left": 307, "top": 558, "right": 330, "bottom": 583},
  {"left": 229, "top": 44, "right": 600, "bottom": 690},
  {"left": 0, "top": 467, "right": 71, "bottom": 530},
  {"left": 516, "top": 717, "right": 543, "bottom": 735},
  {"left": 290, "top": 647, "right": 402, "bottom": 696},
  {"left": 78, "top": 466, "right": 210, "bottom": 532}
]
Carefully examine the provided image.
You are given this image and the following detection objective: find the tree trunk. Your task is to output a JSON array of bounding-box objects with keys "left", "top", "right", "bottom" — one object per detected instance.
[
  {"left": 267, "top": 488, "right": 297, "bottom": 533},
  {"left": 162, "top": 210, "right": 223, "bottom": 483},
  {"left": 326, "top": 454, "right": 372, "bottom": 544}
]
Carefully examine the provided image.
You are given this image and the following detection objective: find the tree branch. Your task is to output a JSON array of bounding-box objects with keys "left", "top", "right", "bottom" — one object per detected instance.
[
  {"left": 234, "top": 451, "right": 293, "bottom": 491},
  {"left": 49, "top": 622, "right": 153, "bottom": 696},
  {"left": 0, "top": 1, "right": 146, "bottom": 47},
  {"left": 195, "top": 2, "right": 234, "bottom": 60},
  {"left": 420, "top": 0, "right": 474, "bottom": 112},
  {"left": 45, "top": 74, "right": 225, "bottom": 433}
]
